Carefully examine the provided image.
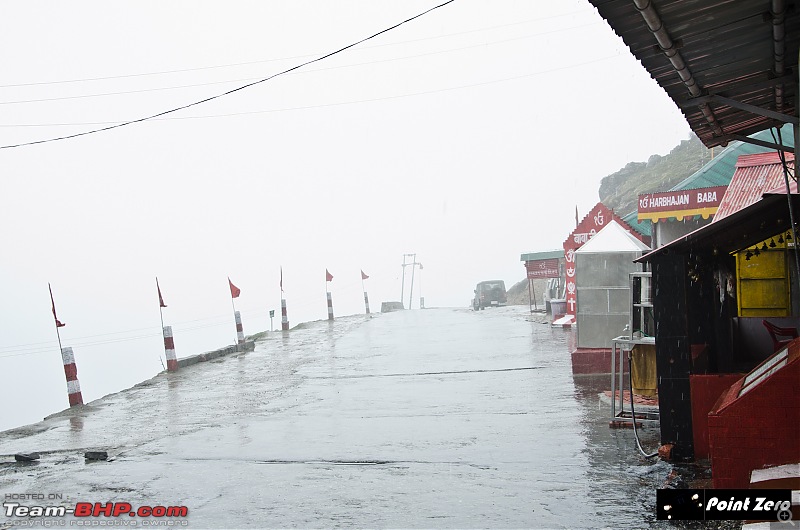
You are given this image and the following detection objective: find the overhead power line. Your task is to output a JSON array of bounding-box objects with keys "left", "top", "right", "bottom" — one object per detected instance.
[
  {"left": 0, "top": 282, "right": 368, "bottom": 359},
  {"left": 0, "top": 0, "right": 457, "bottom": 150},
  {"left": 0, "top": 22, "right": 600, "bottom": 107},
  {"left": 0, "top": 54, "right": 622, "bottom": 129},
  {"left": 0, "top": 8, "right": 592, "bottom": 89}
]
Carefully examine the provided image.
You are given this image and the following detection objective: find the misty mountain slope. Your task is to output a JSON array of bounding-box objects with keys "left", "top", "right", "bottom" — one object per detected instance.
[
  {"left": 514, "top": 135, "right": 713, "bottom": 296},
  {"left": 598, "top": 134, "right": 713, "bottom": 215}
]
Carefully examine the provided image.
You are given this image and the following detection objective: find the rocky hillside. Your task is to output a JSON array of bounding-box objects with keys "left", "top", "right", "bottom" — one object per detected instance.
[
  {"left": 598, "top": 134, "right": 713, "bottom": 215},
  {"left": 512, "top": 134, "right": 715, "bottom": 304},
  {"left": 506, "top": 278, "right": 548, "bottom": 307}
]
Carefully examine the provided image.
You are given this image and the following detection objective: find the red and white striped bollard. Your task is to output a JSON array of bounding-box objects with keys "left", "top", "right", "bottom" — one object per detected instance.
[
  {"left": 364, "top": 291, "right": 370, "bottom": 315},
  {"left": 235, "top": 311, "right": 245, "bottom": 344},
  {"left": 61, "top": 347, "right": 83, "bottom": 406},
  {"left": 327, "top": 292, "right": 334, "bottom": 321},
  {"left": 281, "top": 298, "right": 289, "bottom": 331},
  {"left": 163, "top": 326, "right": 178, "bottom": 371}
]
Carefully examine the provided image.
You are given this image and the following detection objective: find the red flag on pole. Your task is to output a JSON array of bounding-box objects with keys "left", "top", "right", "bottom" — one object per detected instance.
[
  {"left": 228, "top": 277, "right": 241, "bottom": 298},
  {"left": 156, "top": 277, "right": 167, "bottom": 308},
  {"left": 361, "top": 270, "right": 369, "bottom": 280},
  {"left": 326, "top": 269, "right": 333, "bottom": 282},
  {"left": 419, "top": 263, "right": 423, "bottom": 270},
  {"left": 48, "top": 283, "right": 66, "bottom": 328},
  {"left": 280, "top": 266, "right": 284, "bottom": 293}
]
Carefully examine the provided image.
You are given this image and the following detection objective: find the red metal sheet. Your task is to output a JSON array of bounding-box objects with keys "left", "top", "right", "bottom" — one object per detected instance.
[{"left": 714, "top": 152, "right": 796, "bottom": 221}]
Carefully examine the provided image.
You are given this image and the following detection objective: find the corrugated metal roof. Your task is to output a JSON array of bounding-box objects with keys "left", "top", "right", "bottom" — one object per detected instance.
[
  {"left": 520, "top": 250, "right": 563, "bottom": 262},
  {"left": 637, "top": 193, "right": 800, "bottom": 262},
  {"left": 619, "top": 125, "right": 795, "bottom": 227},
  {"left": 670, "top": 124, "right": 795, "bottom": 191},
  {"left": 622, "top": 210, "right": 651, "bottom": 237},
  {"left": 714, "top": 152, "right": 796, "bottom": 220},
  {"left": 638, "top": 193, "right": 800, "bottom": 262},
  {"left": 588, "top": 0, "right": 799, "bottom": 149}
]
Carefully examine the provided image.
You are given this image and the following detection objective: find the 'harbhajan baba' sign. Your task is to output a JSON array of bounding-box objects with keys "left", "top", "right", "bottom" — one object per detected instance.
[{"left": 637, "top": 186, "right": 727, "bottom": 222}]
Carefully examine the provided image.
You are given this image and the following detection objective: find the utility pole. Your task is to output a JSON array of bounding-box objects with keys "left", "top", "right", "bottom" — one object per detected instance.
[
  {"left": 418, "top": 262, "right": 424, "bottom": 309},
  {"left": 401, "top": 253, "right": 415, "bottom": 309},
  {"left": 408, "top": 253, "right": 418, "bottom": 310}
]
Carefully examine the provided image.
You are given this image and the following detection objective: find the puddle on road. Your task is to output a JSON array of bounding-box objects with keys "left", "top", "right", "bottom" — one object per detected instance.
[{"left": 0, "top": 307, "right": 728, "bottom": 528}]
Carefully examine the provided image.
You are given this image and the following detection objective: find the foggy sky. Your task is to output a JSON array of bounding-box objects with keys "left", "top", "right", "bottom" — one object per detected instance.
[{"left": 0, "top": 1, "right": 690, "bottom": 431}]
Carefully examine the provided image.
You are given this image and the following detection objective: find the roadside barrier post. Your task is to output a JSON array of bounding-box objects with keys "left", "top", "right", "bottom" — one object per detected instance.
[
  {"left": 61, "top": 347, "right": 84, "bottom": 406},
  {"left": 281, "top": 298, "right": 290, "bottom": 331},
  {"left": 163, "top": 326, "right": 178, "bottom": 371},
  {"left": 235, "top": 311, "right": 245, "bottom": 344}
]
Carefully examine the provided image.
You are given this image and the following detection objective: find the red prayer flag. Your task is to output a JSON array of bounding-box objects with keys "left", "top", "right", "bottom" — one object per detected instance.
[
  {"left": 326, "top": 269, "right": 333, "bottom": 282},
  {"left": 361, "top": 270, "right": 369, "bottom": 280},
  {"left": 156, "top": 277, "right": 167, "bottom": 308},
  {"left": 48, "top": 283, "right": 66, "bottom": 328},
  {"left": 228, "top": 277, "right": 241, "bottom": 298}
]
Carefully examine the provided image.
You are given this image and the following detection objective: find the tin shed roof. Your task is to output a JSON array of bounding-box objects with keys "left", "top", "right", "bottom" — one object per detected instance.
[
  {"left": 620, "top": 125, "right": 795, "bottom": 226},
  {"left": 638, "top": 193, "right": 800, "bottom": 261},
  {"left": 520, "top": 250, "right": 563, "bottom": 262},
  {"left": 670, "top": 125, "right": 795, "bottom": 191},
  {"left": 588, "top": 0, "right": 799, "bottom": 149},
  {"left": 714, "top": 152, "right": 796, "bottom": 221}
]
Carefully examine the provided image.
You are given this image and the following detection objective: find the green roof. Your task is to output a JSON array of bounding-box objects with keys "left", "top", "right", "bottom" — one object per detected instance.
[
  {"left": 619, "top": 124, "right": 794, "bottom": 232},
  {"left": 670, "top": 124, "right": 794, "bottom": 191},
  {"left": 621, "top": 211, "right": 652, "bottom": 237},
  {"left": 520, "top": 250, "right": 563, "bottom": 262}
]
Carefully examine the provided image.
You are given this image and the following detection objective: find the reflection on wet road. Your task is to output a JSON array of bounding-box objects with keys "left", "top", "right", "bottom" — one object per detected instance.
[{"left": 1, "top": 306, "right": 669, "bottom": 528}]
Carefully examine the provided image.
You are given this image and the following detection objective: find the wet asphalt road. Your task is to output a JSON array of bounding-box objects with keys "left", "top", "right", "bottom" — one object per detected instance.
[{"left": 1, "top": 306, "right": 671, "bottom": 528}]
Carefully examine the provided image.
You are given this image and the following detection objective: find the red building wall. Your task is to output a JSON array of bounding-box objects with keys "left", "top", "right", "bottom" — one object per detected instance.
[
  {"left": 708, "top": 339, "right": 800, "bottom": 488},
  {"left": 689, "top": 374, "right": 742, "bottom": 460}
]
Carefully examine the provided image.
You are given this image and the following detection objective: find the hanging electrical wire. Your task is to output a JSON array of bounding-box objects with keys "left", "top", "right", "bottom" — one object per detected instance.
[
  {"left": 0, "top": 280, "right": 371, "bottom": 359},
  {"left": 627, "top": 353, "right": 658, "bottom": 458},
  {"left": 0, "top": 22, "right": 601, "bottom": 108},
  {"left": 770, "top": 126, "right": 800, "bottom": 284},
  {"left": 0, "top": 313, "right": 236, "bottom": 359},
  {"left": 0, "top": 0, "right": 456, "bottom": 150},
  {"left": 0, "top": 8, "right": 593, "bottom": 90},
  {"left": 0, "top": 54, "right": 621, "bottom": 129}
]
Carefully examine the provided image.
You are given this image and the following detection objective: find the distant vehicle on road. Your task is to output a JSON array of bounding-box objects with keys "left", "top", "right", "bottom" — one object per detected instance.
[{"left": 473, "top": 280, "right": 507, "bottom": 310}]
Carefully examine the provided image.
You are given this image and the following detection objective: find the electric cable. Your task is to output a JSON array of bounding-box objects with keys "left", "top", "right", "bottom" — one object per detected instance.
[
  {"left": 0, "top": 54, "right": 621, "bottom": 129},
  {"left": 0, "top": 285, "right": 371, "bottom": 358},
  {"left": 770, "top": 126, "right": 800, "bottom": 285},
  {"left": 0, "top": 21, "right": 602, "bottom": 107},
  {"left": 0, "top": 8, "right": 593, "bottom": 89},
  {"left": 628, "top": 351, "right": 658, "bottom": 458},
  {"left": 0, "top": 0, "right": 456, "bottom": 150},
  {"left": 0, "top": 316, "right": 235, "bottom": 359}
]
